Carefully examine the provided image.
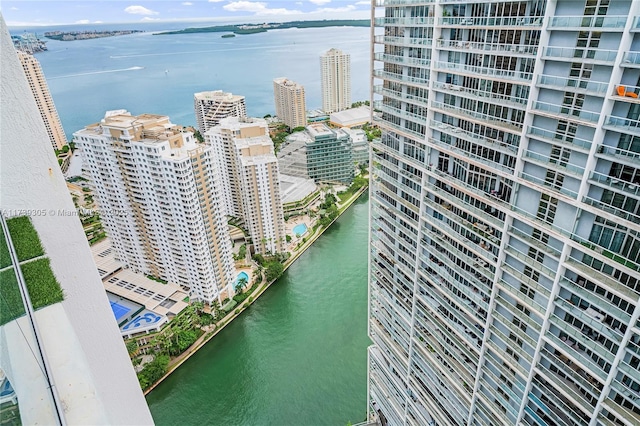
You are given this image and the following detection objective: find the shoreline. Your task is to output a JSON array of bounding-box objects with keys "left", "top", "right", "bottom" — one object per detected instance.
[{"left": 144, "top": 185, "right": 369, "bottom": 395}]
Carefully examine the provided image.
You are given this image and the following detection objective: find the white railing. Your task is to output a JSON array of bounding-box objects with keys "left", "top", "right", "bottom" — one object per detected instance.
[
  {"left": 440, "top": 16, "right": 542, "bottom": 27},
  {"left": 437, "top": 39, "right": 537, "bottom": 55},
  {"left": 543, "top": 46, "right": 618, "bottom": 63},
  {"left": 432, "top": 61, "right": 532, "bottom": 82},
  {"left": 537, "top": 74, "right": 608, "bottom": 95},
  {"left": 548, "top": 15, "right": 627, "bottom": 29}
]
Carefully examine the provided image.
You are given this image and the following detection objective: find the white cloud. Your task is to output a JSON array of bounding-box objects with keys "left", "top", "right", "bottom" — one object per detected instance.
[
  {"left": 309, "top": 0, "right": 331, "bottom": 5},
  {"left": 208, "top": 0, "right": 226, "bottom": 2},
  {"left": 355, "top": 0, "right": 370, "bottom": 4},
  {"left": 10, "top": 6, "right": 19, "bottom": 10},
  {"left": 75, "top": 19, "right": 91, "bottom": 24},
  {"left": 124, "top": 5, "right": 159, "bottom": 16},
  {"left": 315, "top": 5, "right": 356, "bottom": 13},
  {"left": 141, "top": 16, "right": 161, "bottom": 21},
  {"left": 182, "top": 1, "right": 193, "bottom": 5},
  {"left": 223, "top": 1, "right": 301, "bottom": 15}
]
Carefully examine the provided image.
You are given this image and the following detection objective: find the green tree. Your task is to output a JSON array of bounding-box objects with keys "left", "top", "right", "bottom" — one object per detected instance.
[
  {"left": 265, "top": 261, "right": 284, "bottom": 282},
  {"left": 193, "top": 129, "right": 204, "bottom": 143},
  {"left": 235, "top": 276, "right": 248, "bottom": 293},
  {"left": 126, "top": 339, "right": 138, "bottom": 356},
  {"left": 238, "top": 244, "right": 247, "bottom": 259},
  {"left": 137, "top": 354, "right": 170, "bottom": 390},
  {"left": 211, "top": 300, "right": 223, "bottom": 321}
]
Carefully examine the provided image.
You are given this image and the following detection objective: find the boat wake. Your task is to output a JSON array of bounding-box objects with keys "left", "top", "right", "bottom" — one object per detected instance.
[{"left": 49, "top": 66, "right": 144, "bottom": 79}]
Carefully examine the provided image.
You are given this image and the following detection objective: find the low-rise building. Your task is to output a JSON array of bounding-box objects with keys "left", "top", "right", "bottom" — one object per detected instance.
[
  {"left": 329, "top": 106, "right": 371, "bottom": 128},
  {"left": 342, "top": 128, "right": 369, "bottom": 167},
  {"left": 305, "top": 123, "right": 353, "bottom": 184}
]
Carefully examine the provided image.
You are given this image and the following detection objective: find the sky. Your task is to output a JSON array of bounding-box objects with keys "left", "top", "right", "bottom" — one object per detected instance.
[{"left": 1, "top": 0, "right": 372, "bottom": 27}]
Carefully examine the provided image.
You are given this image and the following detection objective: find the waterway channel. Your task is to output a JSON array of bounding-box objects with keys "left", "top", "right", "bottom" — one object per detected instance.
[{"left": 147, "top": 194, "right": 371, "bottom": 425}]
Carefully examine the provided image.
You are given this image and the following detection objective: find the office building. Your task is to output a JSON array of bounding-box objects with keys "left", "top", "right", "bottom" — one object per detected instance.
[
  {"left": 74, "top": 111, "right": 234, "bottom": 304},
  {"left": 17, "top": 51, "right": 67, "bottom": 150},
  {"left": 369, "top": 1, "right": 640, "bottom": 426},
  {"left": 206, "top": 117, "right": 286, "bottom": 255},
  {"left": 321, "top": 48, "right": 352, "bottom": 114},
  {"left": 0, "top": 18, "right": 152, "bottom": 424},
  {"left": 304, "top": 123, "right": 353, "bottom": 184},
  {"left": 194, "top": 90, "right": 247, "bottom": 134},
  {"left": 273, "top": 77, "right": 307, "bottom": 129}
]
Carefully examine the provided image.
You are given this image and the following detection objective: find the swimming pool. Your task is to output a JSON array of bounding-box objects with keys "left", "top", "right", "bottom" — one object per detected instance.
[
  {"left": 293, "top": 223, "right": 308, "bottom": 237},
  {"left": 235, "top": 272, "right": 249, "bottom": 285}
]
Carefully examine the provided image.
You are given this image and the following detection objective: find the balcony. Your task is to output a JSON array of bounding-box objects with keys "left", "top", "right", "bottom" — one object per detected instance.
[
  {"left": 537, "top": 74, "right": 608, "bottom": 97},
  {"left": 427, "top": 136, "right": 516, "bottom": 175},
  {"left": 589, "top": 171, "right": 640, "bottom": 197},
  {"left": 376, "top": 0, "right": 435, "bottom": 6},
  {"left": 431, "top": 120, "right": 519, "bottom": 156},
  {"left": 430, "top": 100, "right": 522, "bottom": 133},
  {"left": 522, "top": 149, "right": 585, "bottom": 178},
  {"left": 374, "top": 35, "right": 433, "bottom": 47},
  {"left": 603, "top": 115, "right": 640, "bottom": 137},
  {"left": 374, "top": 16, "right": 434, "bottom": 27},
  {"left": 439, "top": 16, "right": 542, "bottom": 28},
  {"left": 372, "top": 69, "right": 430, "bottom": 88},
  {"left": 582, "top": 195, "right": 640, "bottom": 226},
  {"left": 437, "top": 39, "right": 537, "bottom": 56},
  {"left": 432, "top": 81, "right": 528, "bottom": 109},
  {"left": 530, "top": 101, "right": 600, "bottom": 126},
  {"left": 564, "top": 255, "right": 639, "bottom": 303},
  {"left": 432, "top": 61, "right": 533, "bottom": 84},
  {"left": 527, "top": 125, "right": 592, "bottom": 152},
  {"left": 374, "top": 101, "right": 427, "bottom": 126},
  {"left": 542, "top": 46, "right": 618, "bottom": 65},
  {"left": 374, "top": 52, "right": 431, "bottom": 68},
  {"left": 548, "top": 15, "right": 628, "bottom": 30}
]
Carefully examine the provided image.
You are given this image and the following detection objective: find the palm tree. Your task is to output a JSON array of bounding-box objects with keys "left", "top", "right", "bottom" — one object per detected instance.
[{"left": 235, "top": 276, "right": 248, "bottom": 293}]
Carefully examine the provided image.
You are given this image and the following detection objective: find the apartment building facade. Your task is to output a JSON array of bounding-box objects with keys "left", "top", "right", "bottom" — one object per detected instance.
[
  {"left": 194, "top": 90, "right": 247, "bottom": 134},
  {"left": 369, "top": 1, "right": 640, "bottom": 426},
  {"left": 17, "top": 51, "right": 67, "bottom": 150},
  {"left": 273, "top": 77, "right": 307, "bottom": 129},
  {"left": 321, "top": 48, "right": 352, "bottom": 114},
  {"left": 75, "top": 111, "right": 234, "bottom": 304},
  {"left": 303, "top": 123, "right": 354, "bottom": 184},
  {"left": 206, "top": 117, "right": 286, "bottom": 255}
]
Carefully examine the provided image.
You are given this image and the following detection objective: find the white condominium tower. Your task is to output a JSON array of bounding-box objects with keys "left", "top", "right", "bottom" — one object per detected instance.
[
  {"left": 194, "top": 90, "right": 247, "bottom": 134},
  {"left": 369, "top": 1, "right": 640, "bottom": 426},
  {"left": 320, "top": 48, "right": 352, "bottom": 114},
  {"left": 206, "top": 117, "right": 286, "bottom": 255},
  {"left": 273, "top": 77, "right": 307, "bottom": 129},
  {"left": 17, "top": 51, "right": 67, "bottom": 150},
  {"left": 74, "top": 111, "right": 234, "bottom": 304}
]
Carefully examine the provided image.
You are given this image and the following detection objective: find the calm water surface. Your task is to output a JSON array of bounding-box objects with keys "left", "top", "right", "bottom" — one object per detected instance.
[{"left": 146, "top": 195, "right": 371, "bottom": 426}]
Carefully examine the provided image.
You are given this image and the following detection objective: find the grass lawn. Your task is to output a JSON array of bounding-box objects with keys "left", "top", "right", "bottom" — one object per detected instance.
[
  {"left": 0, "top": 227, "right": 11, "bottom": 269},
  {"left": 0, "top": 269, "right": 26, "bottom": 325},
  {"left": 21, "top": 258, "right": 64, "bottom": 310},
  {"left": 6, "top": 216, "right": 44, "bottom": 261}
]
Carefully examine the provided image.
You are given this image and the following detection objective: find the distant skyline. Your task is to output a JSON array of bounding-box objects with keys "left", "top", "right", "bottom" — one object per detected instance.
[{"left": 1, "top": 0, "right": 371, "bottom": 27}]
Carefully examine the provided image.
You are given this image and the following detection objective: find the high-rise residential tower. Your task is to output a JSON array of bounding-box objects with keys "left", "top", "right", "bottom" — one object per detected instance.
[
  {"left": 74, "top": 111, "right": 234, "bottom": 304},
  {"left": 273, "top": 77, "right": 307, "bottom": 129},
  {"left": 17, "top": 51, "right": 67, "bottom": 150},
  {"left": 206, "top": 117, "right": 286, "bottom": 255},
  {"left": 194, "top": 90, "right": 247, "bottom": 134},
  {"left": 369, "top": 1, "right": 640, "bottom": 426},
  {"left": 320, "top": 48, "right": 351, "bottom": 114}
]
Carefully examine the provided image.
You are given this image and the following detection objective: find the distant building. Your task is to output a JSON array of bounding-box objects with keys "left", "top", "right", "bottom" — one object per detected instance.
[
  {"left": 273, "top": 77, "right": 307, "bottom": 129},
  {"left": 206, "top": 117, "right": 286, "bottom": 255},
  {"left": 280, "top": 174, "right": 319, "bottom": 216},
  {"left": 277, "top": 132, "right": 310, "bottom": 179},
  {"left": 74, "top": 111, "right": 235, "bottom": 304},
  {"left": 342, "top": 128, "right": 369, "bottom": 166},
  {"left": 329, "top": 106, "right": 371, "bottom": 128},
  {"left": 17, "top": 51, "right": 66, "bottom": 150},
  {"left": 194, "top": 90, "right": 246, "bottom": 134},
  {"left": 320, "top": 48, "right": 351, "bottom": 114},
  {"left": 303, "top": 123, "right": 354, "bottom": 184}
]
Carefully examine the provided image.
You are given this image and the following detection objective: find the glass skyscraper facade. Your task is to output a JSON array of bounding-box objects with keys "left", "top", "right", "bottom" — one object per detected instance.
[{"left": 368, "top": 1, "right": 640, "bottom": 425}]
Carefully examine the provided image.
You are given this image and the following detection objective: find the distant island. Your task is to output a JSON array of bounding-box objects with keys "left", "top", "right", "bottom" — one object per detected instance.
[
  {"left": 156, "top": 19, "right": 369, "bottom": 36},
  {"left": 44, "top": 30, "right": 143, "bottom": 41}
]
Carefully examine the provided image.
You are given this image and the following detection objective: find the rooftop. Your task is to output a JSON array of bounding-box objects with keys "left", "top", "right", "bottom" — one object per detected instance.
[{"left": 194, "top": 90, "right": 245, "bottom": 102}]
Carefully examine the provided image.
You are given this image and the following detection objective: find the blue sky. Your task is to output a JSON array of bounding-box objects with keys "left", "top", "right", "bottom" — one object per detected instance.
[{"left": 1, "top": 0, "right": 371, "bottom": 26}]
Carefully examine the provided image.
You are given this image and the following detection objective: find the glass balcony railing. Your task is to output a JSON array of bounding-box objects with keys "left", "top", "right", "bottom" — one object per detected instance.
[
  {"left": 589, "top": 170, "right": 640, "bottom": 197},
  {"left": 582, "top": 195, "right": 640, "bottom": 225},
  {"left": 431, "top": 100, "right": 522, "bottom": 132},
  {"left": 432, "top": 61, "right": 533, "bottom": 83},
  {"left": 531, "top": 101, "right": 600, "bottom": 124},
  {"left": 527, "top": 125, "right": 592, "bottom": 151},
  {"left": 543, "top": 46, "right": 618, "bottom": 64},
  {"left": 375, "top": 35, "right": 433, "bottom": 47},
  {"left": 374, "top": 52, "right": 431, "bottom": 67},
  {"left": 374, "top": 16, "right": 435, "bottom": 26},
  {"left": 439, "top": 16, "right": 542, "bottom": 27},
  {"left": 604, "top": 114, "right": 640, "bottom": 137},
  {"left": 548, "top": 15, "right": 628, "bottom": 29},
  {"left": 437, "top": 39, "right": 538, "bottom": 55},
  {"left": 523, "top": 149, "right": 585, "bottom": 177},
  {"left": 621, "top": 51, "right": 640, "bottom": 66},
  {"left": 432, "top": 81, "right": 528, "bottom": 108},
  {"left": 376, "top": 0, "right": 435, "bottom": 6},
  {"left": 537, "top": 74, "right": 609, "bottom": 95},
  {"left": 372, "top": 69, "right": 431, "bottom": 88}
]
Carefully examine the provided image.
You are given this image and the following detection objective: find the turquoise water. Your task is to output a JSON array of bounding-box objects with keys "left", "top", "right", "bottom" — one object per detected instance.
[
  {"left": 16, "top": 24, "right": 370, "bottom": 139},
  {"left": 147, "top": 194, "right": 370, "bottom": 425},
  {"left": 235, "top": 271, "right": 249, "bottom": 285},
  {"left": 293, "top": 223, "right": 308, "bottom": 237}
]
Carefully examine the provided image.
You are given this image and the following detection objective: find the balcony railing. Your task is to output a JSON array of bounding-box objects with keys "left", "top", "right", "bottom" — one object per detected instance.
[
  {"left": 537, "top": 74, "right": 609, "bottom": 96},
  {"left": 523, "top": 149, "right": 585, "bottom": 178},
  {"left": 374, "top": 52, "right": 431, "bottom": 67},
  {"left": 374, "top": 101, "right": 427, "bottom": 126},
  {"left": 604, "top": 114, "right": 640, "bottom": 137},
  {"left": 430, "top": 100, "right": 523, "bottom": 132},
  {"left": 432, "top": 120, "right": 519, "bottom": 155},
  {"left": 542, "top": 46, "right": 618, "bottom": 64},
  {"left": 377, "top": 0, "right": 435, "bottom": 6},
  {"left": 527, "top": 125, "right": 592, "bottom": 151},
  {"left": 374, "top": 35, "right": 433, "bottom": 47},
  {"left": 589, "top": 170, "right": 640, "bottom": 197},
  {"left": 621, "top": 51, "right": 640, "bottom": 67},
  {"left": 432, "top": 81, "right": 528, "bottom": 108},
  {"left": 531, "top": 101, "right": 600, "bottom": 125},
  {"left": 373, "top": 69, "right": 430, "bottom": 87},
  {"left": 432, "top": 61, "right": 533, "bottom": 83},
  {"left": 437, "top": 39, "right": 537, "bottom": 56},
  {"left": 439, "top": 16, "right": 542, "bottom": 27},
  {"left": 374, "top": 16, "right": 435, "bottom": 26},
  {"left": 548, "top": 15, "right": 628, "bottom": 30}
]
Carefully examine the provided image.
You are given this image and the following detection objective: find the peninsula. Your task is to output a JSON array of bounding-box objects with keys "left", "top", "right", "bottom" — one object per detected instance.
[
  {"left": 156, "top": 19, "right": 369, "bottom": 36},
  {"left": 44, "top": 30, "right": 143, "bottom": 41}
]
